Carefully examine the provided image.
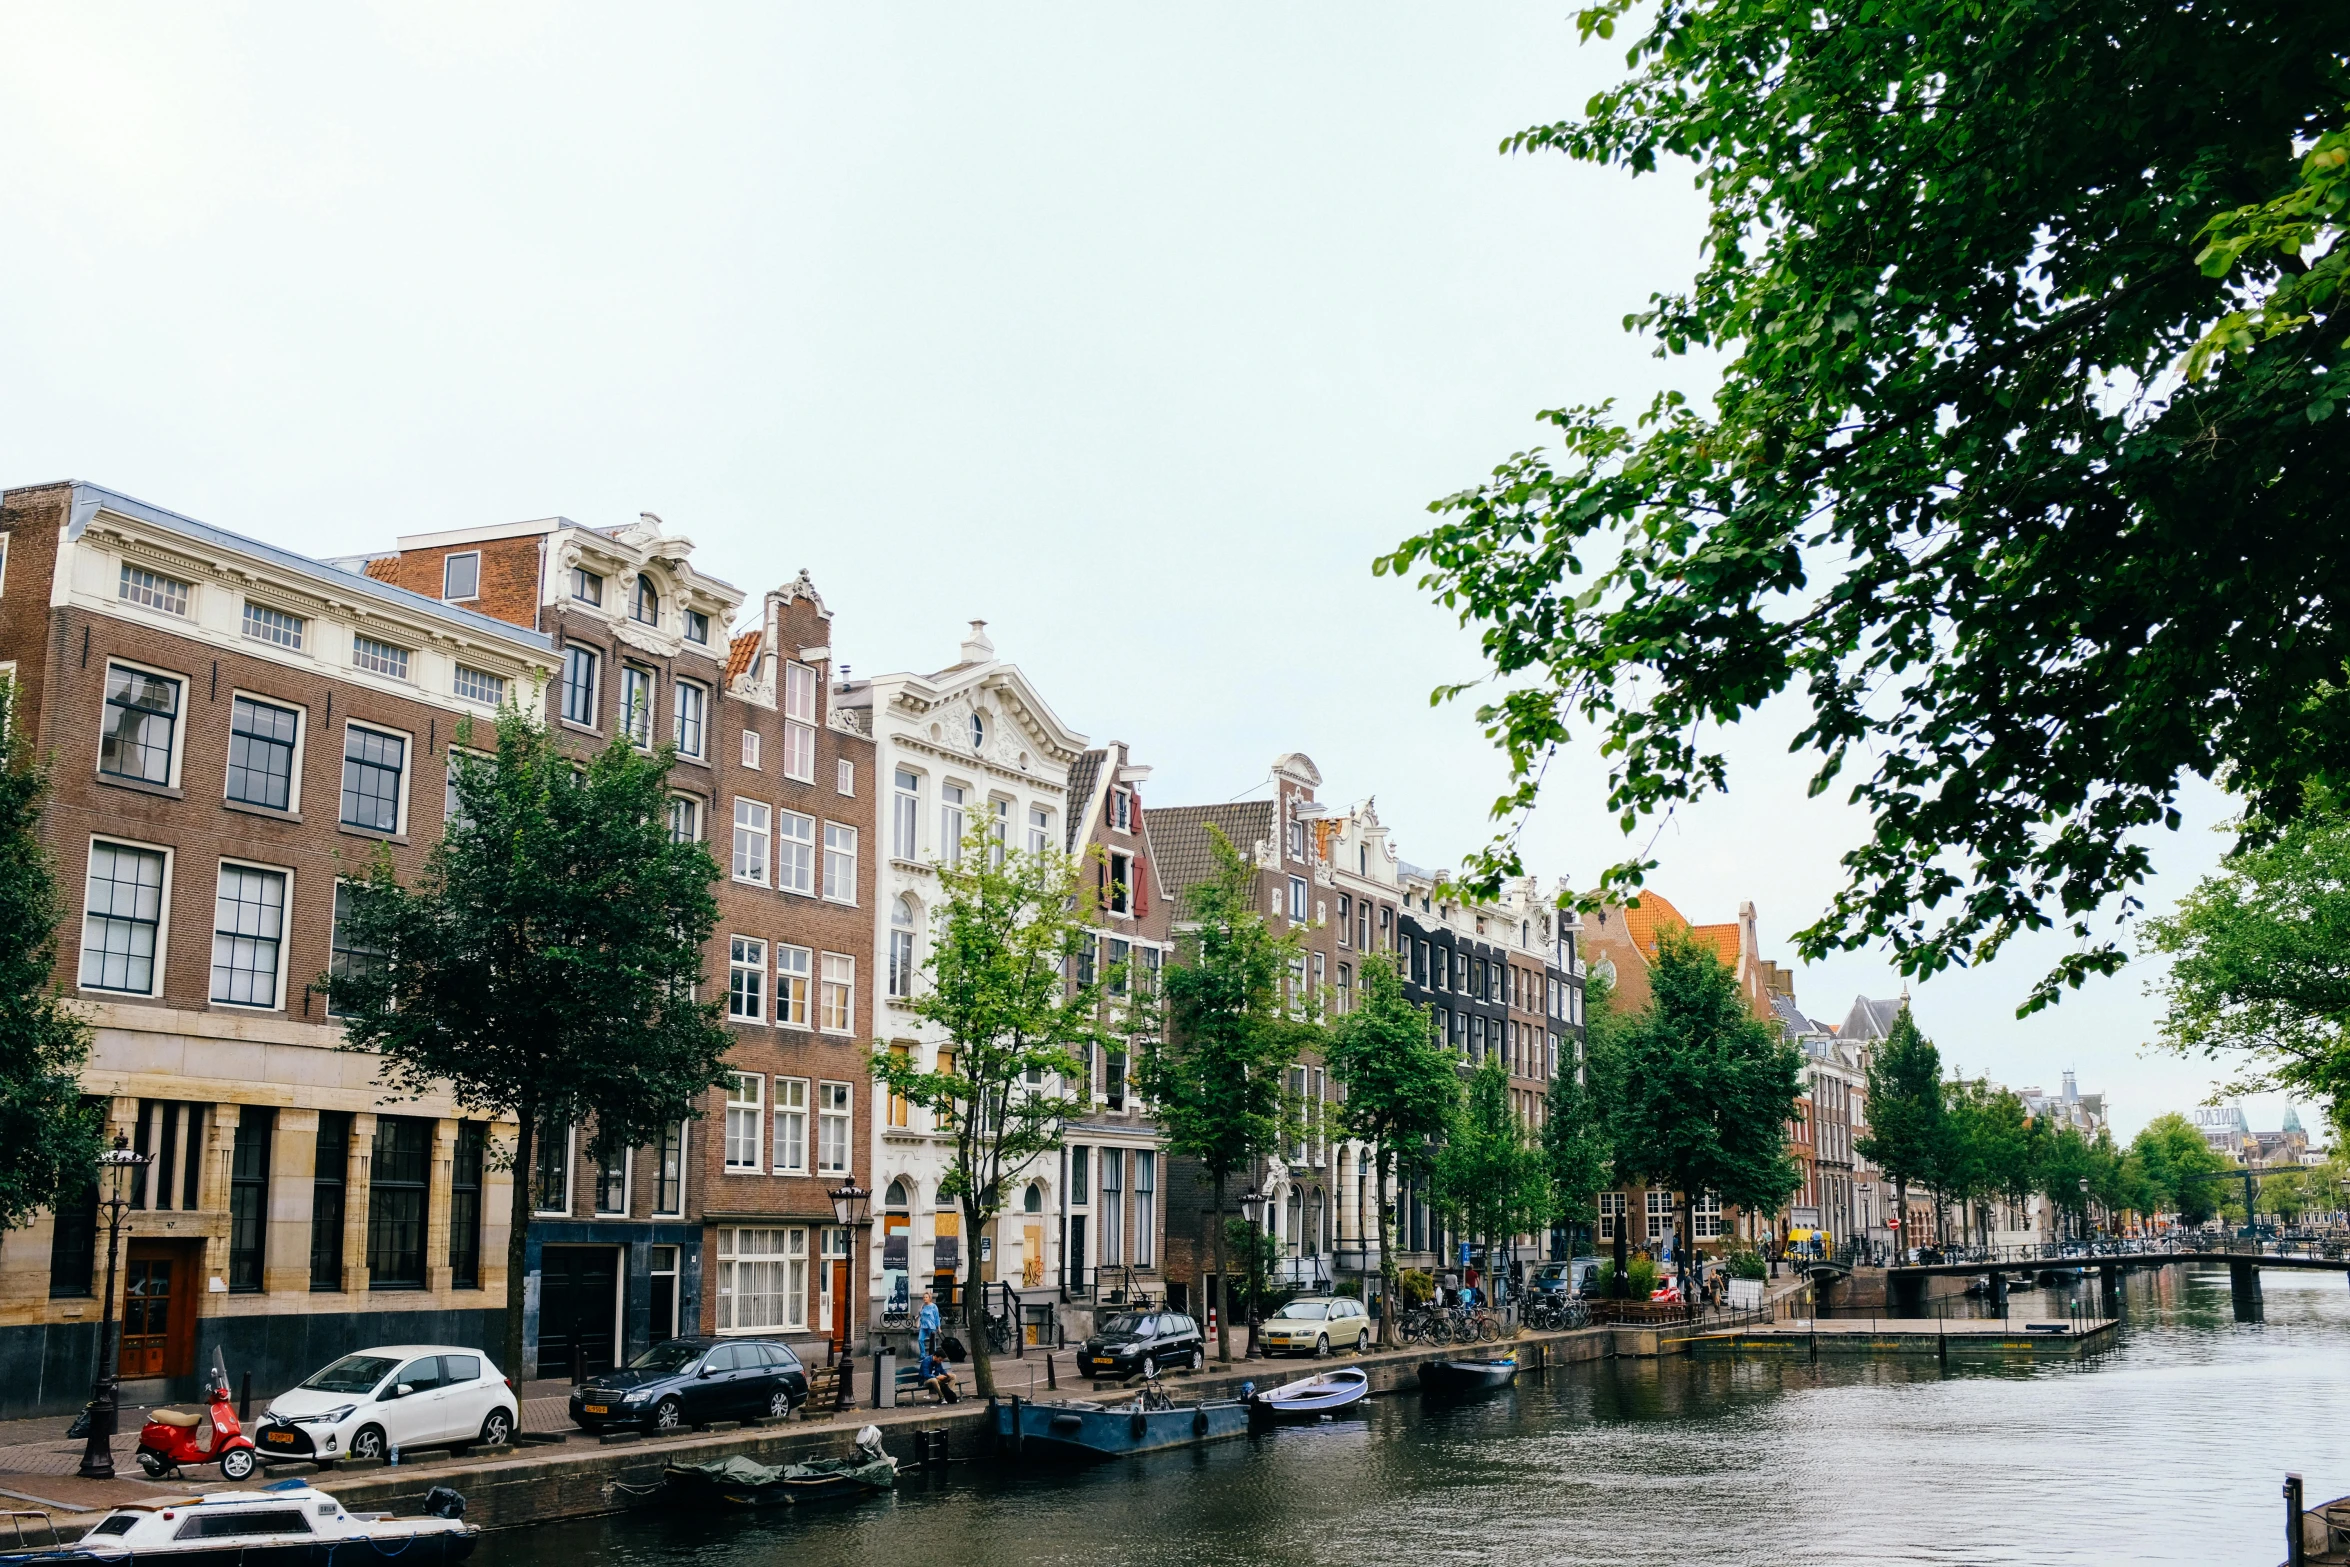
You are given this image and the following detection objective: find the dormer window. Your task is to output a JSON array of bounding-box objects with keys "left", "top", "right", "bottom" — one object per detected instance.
[
  {"left": 684, "top": 608, "right": 710, "bottom": 645},
  {"left": 571, "top": 567, "right": 604, "bottom": 607},
  {"left": 1111, "top": 789, "right": 1132, "bottom": 832},
  {"left": 633, "top": 574, "right": 659, "bottom": 625}
]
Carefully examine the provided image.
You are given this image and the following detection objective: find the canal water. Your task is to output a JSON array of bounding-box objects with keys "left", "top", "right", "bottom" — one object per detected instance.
[{"left": 485, "top": 1265, "right": 2350, "bottom": 1567}]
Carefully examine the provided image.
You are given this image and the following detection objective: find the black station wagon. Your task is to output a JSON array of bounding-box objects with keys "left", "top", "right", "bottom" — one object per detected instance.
[
  {"left": 568, "top": 1337, "right": 808, "bottom": 1432},
  {"left": 1078, "top": 1311, "right": 1205, "bottom": 1380}
]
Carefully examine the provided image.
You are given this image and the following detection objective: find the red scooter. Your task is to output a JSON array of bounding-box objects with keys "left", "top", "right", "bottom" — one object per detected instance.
[{"left": 137, "top": 1358, "right": 258, "bottom": 1481}]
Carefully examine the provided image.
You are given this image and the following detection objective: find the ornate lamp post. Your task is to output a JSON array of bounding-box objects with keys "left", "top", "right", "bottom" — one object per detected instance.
[
  {"left": 1238, "top": 1189, "right": 1264, "bottom": 1359},
  {"left": 78, "top": 1134, "right": 152, "bottom": 1480},
  {"left": 826, "top": 1176, "right": 871, "bottom": 1364}
]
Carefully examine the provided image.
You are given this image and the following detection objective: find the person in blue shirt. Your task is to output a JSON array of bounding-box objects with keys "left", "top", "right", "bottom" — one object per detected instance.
[{"left": 918, "top": 1288, "right": 942, "bottom": 1357}]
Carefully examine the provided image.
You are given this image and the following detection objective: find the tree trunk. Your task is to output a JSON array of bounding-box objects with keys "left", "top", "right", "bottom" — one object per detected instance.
[
  {"left": 963, "top": 1195, "right": 995, "bottom": 1400},
  {"left": 1894, "top": 1176, "right": 1908, "bottom": 1261},
  {"left": 503, "top": 1107, "right": 534, "bottom": 1384},
  {"left": 1211, "top": 1171, "right": 1230, "bottom": 1363},
  {"left": 1679, "top": 1190, "right": 1695, "bottom": 1303},
  {"left": 1375, "top": 1149, "right": 1399, "bottom": 1347}
]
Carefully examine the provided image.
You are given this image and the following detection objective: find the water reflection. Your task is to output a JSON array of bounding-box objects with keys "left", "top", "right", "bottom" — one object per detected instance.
[{"left": 486, "top": 1266, "right": 2349, "bottom": 1567}]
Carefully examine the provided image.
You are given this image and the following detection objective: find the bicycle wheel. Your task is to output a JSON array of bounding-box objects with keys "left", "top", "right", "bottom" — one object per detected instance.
[{"left": 1477, "top": 1315, "right": 1501, "bottom": 1342}]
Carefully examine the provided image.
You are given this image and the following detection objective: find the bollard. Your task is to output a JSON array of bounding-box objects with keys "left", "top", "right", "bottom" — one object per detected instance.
[
  {"left": 1046, "top": 1353, "right": 1058, "bottom": 1391},
  {"left": 239, "top": 1371, "right": 252, "bottom": 1423},
  {"left": 1010, "top": 1395, "right": 1024, "bottom": 1460}
]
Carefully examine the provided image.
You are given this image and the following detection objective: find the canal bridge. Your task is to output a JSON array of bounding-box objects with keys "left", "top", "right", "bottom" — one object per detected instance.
[{"left": 1882, "top": 1241, "right": 2350, "bottom": 1315}]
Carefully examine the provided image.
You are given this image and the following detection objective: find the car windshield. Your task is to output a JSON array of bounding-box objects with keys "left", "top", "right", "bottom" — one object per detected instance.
[
  {"left": 1538, "top": 1264, "right": 1568, "bottom": 1280},
  {"left": 1098, "top": 1315, "right": 1153, "bottom": 1337},
  {"left": 1273, "top": 1302, "right": 1329, "bottom": 1320},
  {"left": 626, "top": 1342, "right": 707, "bottom": 1375},
  {"left": 301, "top": 1354, "right": 398, "bottom": 1394}
]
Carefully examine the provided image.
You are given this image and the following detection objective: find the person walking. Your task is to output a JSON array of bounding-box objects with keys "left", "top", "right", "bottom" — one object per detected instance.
[{"left": 917, "top": 1288, "right": 942, "bottom": 1358}]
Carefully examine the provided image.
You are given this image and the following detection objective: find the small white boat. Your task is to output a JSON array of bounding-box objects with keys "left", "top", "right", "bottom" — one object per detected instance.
[
  {"left": 44, "top": 1482, "right": 476, "bottom": 1566},
  {"left": 1249, "top": 1367, "right": 1370, "bottom": 1419}
]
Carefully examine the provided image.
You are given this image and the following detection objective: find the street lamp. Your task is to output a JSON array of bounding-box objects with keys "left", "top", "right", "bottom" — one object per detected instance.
[
  {"left": 1238, "top": 1189, "right": 1264, "bottom": 1359},
  {"left": 2077, "top": 1176, "right": 2091, "bottom": 1245},
  {"left": 826, "top": 1176, "right": 872, "bottom": 1367},
  {"left": 78, "top": 1135, "right": 152, "bottom": 1480}
]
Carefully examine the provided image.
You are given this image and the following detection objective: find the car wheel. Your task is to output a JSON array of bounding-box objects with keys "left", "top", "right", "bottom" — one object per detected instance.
[
  {"left": 652, "top": 1397, "right": 684, "bottom": 1432},
  {"left": 1141, "top": 1356, "right": 1157, "bottom": 1380},
  {"left": 766, "top": 1388, "right": 792, "bottom": 1420},
  {"left": 219, "top": 1446, "right": 257, "bottom": 1481},
  {"left": 350, "top": 1425, "right": 388, "bottom": 1463},
  {"left": 479, "top": 1408, "right": 514, "bottom": 1447},
  {"left": 1315, "top": 1334, "right": 1330, "bottom": 1359}
]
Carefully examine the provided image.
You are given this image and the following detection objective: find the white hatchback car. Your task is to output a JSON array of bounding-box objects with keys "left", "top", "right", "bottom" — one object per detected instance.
[{"left": 254, "top": 1346, "right": 518, "bottom": 1466}]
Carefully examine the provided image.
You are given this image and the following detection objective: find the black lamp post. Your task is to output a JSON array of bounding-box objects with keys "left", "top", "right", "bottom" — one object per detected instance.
[
  {"left": 78, "top": 1134, "right": 152, "bottom": 1480},
  {"left": 826, "top": 1176, "right": 872, "bottom": 1366},
  {"left": 2077, "top": 1176, "right": 2091, "bottom": 1245},
  {"left": 1239, "top": 1189, "right": 1264, "bottom": 1359}
]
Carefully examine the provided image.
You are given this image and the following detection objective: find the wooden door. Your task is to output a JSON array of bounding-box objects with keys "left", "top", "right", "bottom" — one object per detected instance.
[
  {"left": 1022, "top": 1224, "right": 1044, "bottom": 1290},
  {"left": 120, "top": 1243, "right": 197, "bottom": 1379}
]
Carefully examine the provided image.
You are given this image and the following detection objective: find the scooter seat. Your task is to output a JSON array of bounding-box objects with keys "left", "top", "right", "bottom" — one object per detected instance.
[{"left": 148, "top": 1408, "right": 202, "bottom": 1428}]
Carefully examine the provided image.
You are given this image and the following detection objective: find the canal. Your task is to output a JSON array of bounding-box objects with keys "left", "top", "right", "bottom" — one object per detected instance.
[{"left": 484, "top": 1265, "right": 2350, "bottom": 1566}]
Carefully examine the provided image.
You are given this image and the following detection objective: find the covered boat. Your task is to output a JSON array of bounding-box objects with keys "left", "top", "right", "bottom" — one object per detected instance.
[
  {"left": 22, "top": 1482, "right": 473, "bottom": 1566},
  {"left": 662, "top": 1427, "right": 897, "bottom": 1507},
  {"left": 1417, "top": 1357, "right": 1518, "bottom": 1397},
  {"left": 991, "top": 1391, "right": 1250, "bottom": 1460},
  {"left": 1248, "top": 1367, "right": 1370, "bottom": 1420}
]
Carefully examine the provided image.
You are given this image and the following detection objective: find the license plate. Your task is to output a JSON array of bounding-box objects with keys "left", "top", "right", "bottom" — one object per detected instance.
[
  {"left": 264, "top": 1431, "right": 297, "bottom": 1446},
  {"left": 1091, "top": 1360, "right": 1113, "bottom": 1370},
  {"left": 584, "top": 1404, "right": 608, "bottom": 1415}
]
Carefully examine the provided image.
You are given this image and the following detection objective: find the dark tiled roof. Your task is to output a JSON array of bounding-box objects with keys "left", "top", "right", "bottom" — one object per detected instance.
[
  {"left": 1146, "top": 801, "right": 1274, "bottom": 918},
  {"left": 1065, "top": 748, "right": 1106, "bottom": 852},
  {"left": 1838, "top": 995, "right": 1905, "bottom": 1042}
]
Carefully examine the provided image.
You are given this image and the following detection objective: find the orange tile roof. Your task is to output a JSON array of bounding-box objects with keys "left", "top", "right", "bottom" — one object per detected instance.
[
  {"left": 1688, "top": 922, "right": 1742, "bottom": 966},
  {"left": 1620, "top": 890, "right": 1689, "bottom": 957},
  {"left": 362, "top": 557, "right": 399, "bottom": 583},
  {"left": 724, "top": 631, "right": 761, "bottom": 685}
]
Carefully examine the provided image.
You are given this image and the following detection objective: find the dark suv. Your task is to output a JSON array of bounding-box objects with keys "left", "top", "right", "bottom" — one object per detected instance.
[
  {"left": 569, "top": 1337, "right": 808, "bottom": 1432},
  {"left": 1078, "top": 1310, "right": 1205, "bottom": 1380}
]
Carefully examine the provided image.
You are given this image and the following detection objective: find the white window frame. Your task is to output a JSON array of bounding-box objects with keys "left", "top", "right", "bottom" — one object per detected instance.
[
  {"left": 717, "top": 1225, "right": 807, "bottom": 1334},
  {"left": 534, "top": 1122, "right": 577, "bottom": 1216},
  {"left": 667, "top": 793, "right": 701, "bottom": 845},
  {"left": 443, "top": 551, "right": 481, "bottom": 602},
  {"left": 940, "top": 783, "right": 966, "bottom": 865},
  {"left": 594, "top": 1144, "right": 632, "bottom": 1216},
  {"left": 732, "top": 798, "right": 770, "bottom": 885},
  {"left": 96, "top": 658, "right": 186, "bottom": 790},
  {"left": 819, "top": 952, "right": 854, "bottom": 1035},
  {"left": 1107, "top": 851, "right": 1132, "bottom": 916},
  {"left": 240, "top": 600, "right": 307, "bottom": 651},
  {"left": 652, "top": 1123, "right": 689, "bottom": 1217},
  {"left": 816, "top": 1081, "right": 852, "bottom": 1175},
  {"left": 561, "top": 645, "right": 600, "bottom": 728},
  {"left": 741, "top": 728, "right": 762, "bottom": 768},
  {"left": 452, "top": 664, "right": 505, "bottom": 707},
  {"left": 1288, "top": 876, "right": 1308, "bottom": 921},
  {"left": 1027, "top": 805, "right": 1052, "bottom": 857},
  {"left": 351, "top": 634, "right": 412, "bottom": 681},
  {"left": 620, "top": 664, "right": 655, "bottom": 748},
  {"left": 1598, "top": 1191, "right": 1626, "bottom": 1241},
  {"left": 728, "top": 935, "right": 767, "bottom": 1023},
  {"left": 777, "top": 809, "right": 815, "bottom": 895},
  {"left": 117, "top": 561, "right": 191, "bottom": 617},
  {"left": 208, "top": 857, "right": 292, "bottom": 1010},
  {"left": 78, "top": 837, "right": 173, "bottom": 998},
  {"left": 673, "top": 678, "right": 707, "bottom": 759},
  {"left": 1111, "top": 788, "right": 1131, "bottom": 832},
  {"left": 823, "top": 822, "right": 857, "bottom": 904},
  {"left": 893, "top": 769, "right": 922, "bottom": 861},
  {"left": 772, "top": 1077, "right": 808, "bottom": 1174},
  {"left": 888, "top": 897, "right": 918, "bottom": 1000},
  {"left": 776, "top": 944, "right": 812, "bottom": 1028},
  {"left": 338, "top": 721, "right": 412, "bottom": 837},
  {"left": 724, "top": 1073, "right": 764, "bottom": 1173},
  {"left": 836, "top": 757, "right": 855, "bottom": 796}
]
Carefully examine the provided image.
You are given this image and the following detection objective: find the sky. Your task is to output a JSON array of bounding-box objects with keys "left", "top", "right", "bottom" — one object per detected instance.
[{"left": 0, "top": 3, "right": 2301, "bottom": 1143}]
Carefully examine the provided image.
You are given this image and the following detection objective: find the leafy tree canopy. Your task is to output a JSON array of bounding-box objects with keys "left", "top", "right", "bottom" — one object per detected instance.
[
  {"left": 1854, "top": 1005, "right": 1940, "bottom": 1199},
  {"left": 1433, "top": 1055, "right": 1550, "bottom": 1274},
  {"left": 1541, "top": 970, "right": 1618, "bottom": 1233},
  {"left": 1379, "top": 0, "right": 2348, "bottom": 1012}
]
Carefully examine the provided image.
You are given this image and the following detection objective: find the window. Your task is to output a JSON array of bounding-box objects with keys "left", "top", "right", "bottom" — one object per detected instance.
[
  {"left": 824, "top": 823, "right": 857, "bottom": 902},
  {"left": 340, "top": 726, "right": 406, "bottom": 833},
  {"left": 1646, "top": 1188, "right": 1674, "bottom": 1243},
  {"left": 1288, "top": 876, "right": 1308, "bottom": 921},
  {"left": 1108, "top": 937, "right": 1130, "bottom": 996},
  {"left": 310, "top": 1111, "right": 348, "bottom": 1291},
  {"left": 889, "top": 896, "right": 918, "bottom": 999},
  {"left": 1134, "top": 1151, "right": 1156, "bottom": 1267},
  {"left": 1028, "top": 805, "right": 1051, "bottom": 856},
  {"left": 620, "top": 665, "right": 654, "bottom": 746},
  {"left": 836, "top": 757, "right": 854, "bottom": 796},
  {"left": 820, "top": 953, "right": 854, "bottom": 1034},
  {"left": 453, "top": 665, "right": 505, "bottom": 705},
  {"left": 242, "top": 601, "right": 305, "bottom": 649},
  {"left": 443, "top": 552, "right": 481, "bottom": 600},
  {"left": 118, "top": 562, "right": 190, "bottom": 616},
  {"left": 228, "top": 1109, "right": 271, "bottom": 1291},
  {"left": 667, "top": 794, "right": 700, "bottom": 844},
  {"left": 717, "top": 1227, "right": 805, "bottom": 1332},
  {"left": 778, "top": 810, "right": 815, "bottom": 894},
  {"left": 1111, "top": 788, "right": 1132, "bottom": 831},
  {"left": 817, "top": 1081, "right": 851, "bottom": 1173},
  {"left": 210, "top": 863, "right": 287, "bottom": 1007},
  {"left": 1070, "top": 1145, "right": 1089, "bottom": 1205},
  {"left": 684, "top": 608, "right": 710, "bottom": 645},
  {"left": 732, "top": 799, "right": 770, "bottom": 884},
  {"left": 534, "top": 1119, "right": 573, "bottom": 1213},
  {"left": 1409, "top": 940, "right": 1426, "bottom": 986},
  {"left": 969, "top": 711, "right": 986, "bottom": 751},
  {"left": 728, "top": 936, "right": 766, "bottom": 1021},
  {"left": 225, "top": 696, "right": 299, "bottom": 811},
  {"left": 724, "top": 1074, "right": 763, "bottom": 1171},
  {"left": 1694, "top": 1192, "right": 1724, "bottom": 1240},
  {"left": 1337, "top": 963, "right": 1352, "bottom": 1013},
  {"left": 450, "top": 1123, "right": 485, "bottom": 1288},
  {"left": 1598, "top": 1191, "right": 1626, "bottom": 1242},
  {"left": 990, "top": 798, "right": 1009, "bottom": 866},
  {"left": 352, "top": 636, "right": 410, "bottom": 680},
  {"left": 660, "top": 680, "right": 704, "bottom": 759},
  {"left": 893, "top": 770, "right": 921, "bottom": 860},
  {"left": 571, "top": 566, "right": 604, "bottom": 605},
  {"left": 654, "top": 1123, "right": 685, "bottom": 1215},
  {"left": 1337, "top": 894, "right": 1352, "bottom": 947},
  {"left": 81, "top": 842, "right": 166, "bottom": 993},
  {"left": 562, "top": 646, "right": 599, "bottom": 726},
  {"left": 887, "top": 1044, "right": 911, "bottom": 1128},
  {"left": 783, "top": 662, "right": 817, "bottom": 780},
  {"left": 1107, "top": 851, "right": 1132, "bottom": 915},
  {"left": 367, "top": 1116, "right": 430, "bottom": 1288},
  {"left": 741, "top": 728, "right": 761, "bottom": 768},
  {"left": 1100, "top": 1149, "right": 1124, "bottom": 1265},
  {"left": 776, "top": 944, "right": 811, "bottom": 1026},
  {"left": 99, "top": 663, "right": 180, "bottom": 785},
  {"left": 596, "top": 1146, "right": 628, "bottom": 1214},
  {"left": 773, "top": 1078, "right": 807, "bottom": 1173},
  {"left": 632, "top": 573, "right": 659, "bottom": 625},
  {"left": 940, "top": 783, "right": 966, "bottom": 865}
]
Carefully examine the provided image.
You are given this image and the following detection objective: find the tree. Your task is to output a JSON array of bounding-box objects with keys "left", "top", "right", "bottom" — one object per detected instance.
[
  {"left": 2143, "top": 801, "right": 2350, "bottom": 1126},
  {"left": 1939, "top": 1077, "right": 2031, "bottom": 1248},
  {"left": 1540, "top": 976, "right": 1616, "bottom": 1263},
  {"left": 1324, "top": 951, "right": 1458, "bottom": 1345},
  {"left": 1377, "top": 2, "right": 2347, "bottom": 1013},
  {"left": 0, "top": 693, "right": 104, "bottom": 1229},
  {"left": 1433, "top": 1056, "right": 1550, "bottom": 1301},
  {"left": 2128, "top": 1113, "right": 2235, "bottom": 1224},
  {"left": 2037, "top": 1126, "right": 2100, "bottom": 1242},
  {"left": 1135, "top": 826, "right": 1313, "bottom": 1362},
  {"left": 327, "top": 706, "right": 731, "bottom": 1381},
  {"left": 1855, "top": 1007, "right": 1940, "bottom": 1255},
  {"left": 1609, "top": 931, "right": 1802, "bottom": 1297},
  {"left": 870, "top": 824, "right": 1115, "bottom": 1400}
]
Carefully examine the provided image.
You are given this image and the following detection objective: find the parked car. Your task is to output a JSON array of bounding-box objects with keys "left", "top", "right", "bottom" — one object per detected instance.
[
  {"left": 1259, "top": 1297, "right": 1372, "bottom": 1357},
  {"left": 568, "top": 1338, "right": 808, "bottom": 1433},
  {"left": 254, "top": 1346, "right": 518, "bottom": 1466},
  {"left": 1077, "top": 1311, "right": 1206, "bottom": 1379},
  {"left": 1534, "top": 1259, "right": 1603, "bottom": 1299}
]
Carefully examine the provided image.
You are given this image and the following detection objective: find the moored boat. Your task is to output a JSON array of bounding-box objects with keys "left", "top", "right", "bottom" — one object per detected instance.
[
  {"left": 661, "top": 1426, "right": 897, "bottom": 1507},
  {"left": 1417, "top": 1357, "right": 1518, "bottom": 1397},
  {"left": 1248, "top": 1367, "right": 1370, "bottom": 1420},
  {"left": 23, "top": 1482, "right": 473, "bottom": 1566},
  {"left": 991, "top": 1391, "right": 1251, "bottom": 1460}
]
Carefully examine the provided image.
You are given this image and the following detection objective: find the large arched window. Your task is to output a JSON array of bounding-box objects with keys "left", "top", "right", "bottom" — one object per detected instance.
[
  {"left": 632, "top": 574, "right": 659, "bottom": 625},
  {"left": 885, "top": 1177, "right": 910, "bottom": 1211},
  {"left": 888, "top": 895, "right": 919, "bottom": 999},
  {"left": 1023, "top": 1182, "right": 1043, "bottom": 1214}
]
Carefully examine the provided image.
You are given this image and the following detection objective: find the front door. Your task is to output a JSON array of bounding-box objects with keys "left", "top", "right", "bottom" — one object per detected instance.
[
  {"left": 538, "top": 1246, "right": 620, "bottom": 1379},
  {"left": 119, "top": 1243, "right": 198, "bottom": 1379},
  {"left": 1023, "top": 1224, "right": 1045, "bottom": 1292},
  {"left": 648, "top": 1247, "right": 678, "bottom": 1345}
]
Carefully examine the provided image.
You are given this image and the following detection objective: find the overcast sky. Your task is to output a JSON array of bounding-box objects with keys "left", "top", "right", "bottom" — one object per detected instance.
[{"left": 1, "top": 3, "right": 2298, "bottom": 1143}]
